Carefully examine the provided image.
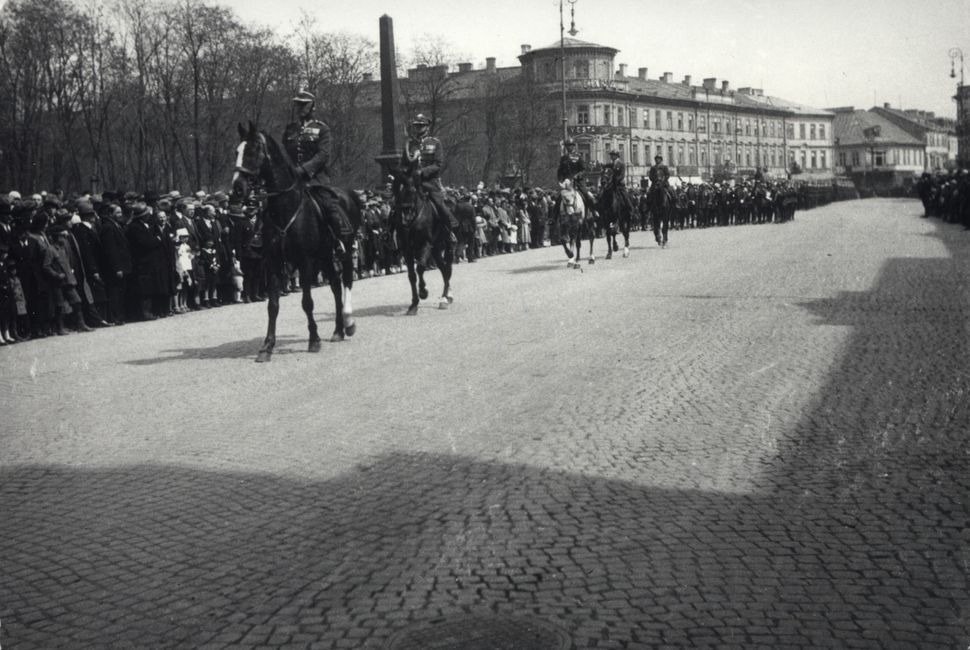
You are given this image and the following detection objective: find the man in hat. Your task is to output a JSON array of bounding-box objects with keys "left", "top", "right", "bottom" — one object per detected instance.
[
  {"left": 648, "top": 154, "right": 671, "bottom": 190},
  {"left": 282, "top": 89, "right": 352, "bottom": 253},
  {"left": 605, "top": 149, "right": 635, "bottom": 216},
  {"left": 401, "top": 113, "right": 459, "bottom": 240},
  {"left": 556, "top": 138, "right": 596, "bottom": 216},
  {"left": 72, "top": 200, "right": 110, "bottom": 326}
]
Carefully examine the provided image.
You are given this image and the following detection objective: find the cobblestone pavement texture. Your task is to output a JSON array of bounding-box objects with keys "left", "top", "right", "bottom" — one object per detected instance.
[{"left": 1, "top": 198, "right": 968, "bottom": 649}]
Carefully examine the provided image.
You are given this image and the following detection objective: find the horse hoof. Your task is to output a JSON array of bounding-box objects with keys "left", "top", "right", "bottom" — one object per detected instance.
[
  {"left": 623, "top": 247, "right": 629, "bottom": 258},
  {"left": 446, "top": 295, "right": 455, "bottom": 303},
  {"left": 419, "top": 288, "right": 429, "bottom": 300},
  {"left": 255, "top": 351, "right": 272, "bottom": 363},
  {"left": 588, "top": 256, "right": 595, "bottom": 265},
  {"left": 330, "top": 333, "right": 345, "bottom": 343},
  {"left": 308, "top": 340, "right": 322, "bottom": 353},
  {"left": 606, "top": 252, "right": 612, "bottom": 260},
  {"left": 345, "top": 321, "right": 356, "bottom": 337},
  {"left": 438, "top": 299, "right": 449, "bottom": 310},
  {"left": 406, "top": 306, "right": 418, "bottom": 315}
]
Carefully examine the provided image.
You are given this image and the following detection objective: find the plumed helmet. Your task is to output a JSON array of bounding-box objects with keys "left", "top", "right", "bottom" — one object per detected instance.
[
  {"left": 564, "top": 137, "right": 576, "bottom": 146},
  {"left": 292, "top": 89, "right": 315, "bottom": 104},
  {"left": 411, "top": 113, "right": 431, "bottom": 126}
]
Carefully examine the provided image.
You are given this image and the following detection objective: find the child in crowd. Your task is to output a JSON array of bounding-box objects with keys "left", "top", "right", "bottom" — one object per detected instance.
[
  {"left": 198, "top": 240, "right": 219, "bottom": 308},
  {"left": 174, "top": 228, "right": 194, "bottom": 313}
]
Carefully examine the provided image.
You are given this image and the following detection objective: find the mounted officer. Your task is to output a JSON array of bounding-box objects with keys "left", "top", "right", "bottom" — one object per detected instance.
[
  {"left": 401, "top": 113, "right": 458, "bottom": 240},
  {"left": 604, "top": 149, "right": 635, "bottom": 214},
  {"left": 648, "top": 154, "right": 671, "bottom": 194},
  {"left": 283, "top": 89, "right": 353, "bottom": 253},
  {"left": 556, "top": 138, "right": 596, "bottom": 215}
]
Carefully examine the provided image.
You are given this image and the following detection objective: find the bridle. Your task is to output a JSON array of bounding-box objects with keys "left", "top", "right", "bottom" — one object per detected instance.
[{"left": 233, "top": 132, "right": 302, "bottom": 237}]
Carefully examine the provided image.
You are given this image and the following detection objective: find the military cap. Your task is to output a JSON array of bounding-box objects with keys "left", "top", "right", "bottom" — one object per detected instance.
[
  {"left": 564, "top": 137, "right": 576, "bottom": 146},
  {"left": 292, "top": 89, "right": 315, "bottom": 103},
  {"left": 411, "top": 113, "right": 430, "bottom": 126}
]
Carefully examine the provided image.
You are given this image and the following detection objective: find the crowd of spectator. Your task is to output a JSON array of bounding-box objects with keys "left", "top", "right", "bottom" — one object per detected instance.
[
  {"left": 0, "top": 175, "right": 862, "bottom": 346},
  {"left": 916, "top": 168, "right": 970, "bottom": 228}
]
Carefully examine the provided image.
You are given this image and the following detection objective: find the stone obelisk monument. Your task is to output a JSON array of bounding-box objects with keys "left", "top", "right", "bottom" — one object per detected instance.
[{"left": 375, "top": 14, "right": 403, "bottom": 180}]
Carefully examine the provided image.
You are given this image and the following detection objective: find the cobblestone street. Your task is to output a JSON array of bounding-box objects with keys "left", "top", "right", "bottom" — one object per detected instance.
[{"left": 2, "top": 198, "right": 968, "bottom": 648}]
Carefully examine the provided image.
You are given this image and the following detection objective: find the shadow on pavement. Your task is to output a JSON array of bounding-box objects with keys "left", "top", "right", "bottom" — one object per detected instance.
[
  {"left": 3, "top": 216, "right": 968, "bottom": 649},
  {"left": 507, "top": 263, "right": 568, "bottom": 274},
  {"left": 125, "top": 336, "right": 299, "bottom": 364}
]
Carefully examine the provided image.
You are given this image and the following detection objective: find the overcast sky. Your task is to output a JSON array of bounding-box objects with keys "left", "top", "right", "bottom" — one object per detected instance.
[{"left": 232, "top": 0, "right": 966, "bottom": 117}]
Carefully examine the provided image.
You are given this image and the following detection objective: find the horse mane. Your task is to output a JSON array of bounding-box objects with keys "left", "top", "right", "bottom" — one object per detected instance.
[{"left": 259, "top": 130, "right": 298, "bottom": 185}]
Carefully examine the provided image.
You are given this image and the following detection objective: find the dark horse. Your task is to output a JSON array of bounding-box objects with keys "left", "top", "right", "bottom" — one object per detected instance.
[
  {"left": 389, "top": 169, "right": 454, "bottom": 315},
  {"left": 596, "top": 184, "right": 635, "bottom": 259},
  {"left": 231, "top": 121, "right": 362, "bottom": 362},
  {"left": 648, "top": 183, "right": 674, "bottom": 248}
]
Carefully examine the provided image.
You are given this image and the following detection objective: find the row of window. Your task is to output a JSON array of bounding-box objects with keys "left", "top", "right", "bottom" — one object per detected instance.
[
  {"left": 568, "top": 104, "right": 828, "bottom": 140},
  {"left": 582, "top": 141, "right": 829, "bottom": 169},
  {"left": 838, "top": 148, "right": 925, "bottom": 168}
]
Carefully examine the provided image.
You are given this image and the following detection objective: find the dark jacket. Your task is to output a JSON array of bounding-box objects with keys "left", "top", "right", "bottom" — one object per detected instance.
[
  {"left": 126, "top": 218, "right": 168, "bottom": 296},
  {"left": 99, "top": 217, "right": 133, "bottom": 279}
]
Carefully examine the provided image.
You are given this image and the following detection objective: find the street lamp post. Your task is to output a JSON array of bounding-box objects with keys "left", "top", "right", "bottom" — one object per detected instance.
[
  {"left": 950, "top": 47, "right": 965, "bottom": 166},
  {"left": 560, "top": 0, "right": 577, "bottom": 149}
]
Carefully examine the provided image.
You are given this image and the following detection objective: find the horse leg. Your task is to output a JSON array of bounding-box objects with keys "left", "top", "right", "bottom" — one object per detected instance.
[
  {"left": 622, "top": 220, "right": 630, "bottom": 257},
  {"left": 256, "top": 264, "right": 280, "bottom": 363},
  {"left": 406, "top": 255, "right": 420, "bottom": 315},
  {"left": 341, "top": 248, "right": 356, "bottom": 337},
  {"left": 433, "top": 245, "right": 453, "bottom": 309},
  {"left": 587, "top": 221, "right": 595, "bottom": 264},
  {"left": 301, "top": 264, "right": 321, "bottom": 352}
]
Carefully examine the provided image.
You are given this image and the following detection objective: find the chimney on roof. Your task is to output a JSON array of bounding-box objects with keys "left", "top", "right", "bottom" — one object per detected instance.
[
  {"left": 662, "top": 72, "right": 673, "bottom": 83},
  {"left": 703, "top": 77, "right": 717, "bottom": 90},
  {"left": 457, "top": 62, "right": 472, "bottom": 73},
  {"left": 638, "top": 67, "right": 648, "bottom": 80},
  {"left": 618, "top": 63, "right": 627, "bottom": 77},
  {"left": 521, "top": 44, "right": 531, "bottom": 55},
  {"left": 362, "top": 73, "right": 373, "bottom": 82},
  {"left": 682, "top": 75, "right": 692, "bottom": 86},
  {"left": 883, "top": 102, "right": 891, "bottom": 109},
  {"left": 485, "top": 57, "right": 496, "bottom": 72},
  {"left": 754, "top": 88, "right": 763, "bottom": 96},
  {"left": 721, "top": 80, "right": 730, "bottom": 92}
]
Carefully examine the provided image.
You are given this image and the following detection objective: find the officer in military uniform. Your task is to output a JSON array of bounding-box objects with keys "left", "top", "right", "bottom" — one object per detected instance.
[
  {"left": 282, "top": 89, "right": 352, "bottom": 252},
  {"left": 648, "top": 154, "right": 671, "bottom": 191},
  {"left": 402, "top": 113, "right": 458, "bottom": 238},
  {"left": 556, "top": 138, "right": 596, "bottom": 213},
  {"left": 605, "top": 149, "right": 635, "bottom": 214}
]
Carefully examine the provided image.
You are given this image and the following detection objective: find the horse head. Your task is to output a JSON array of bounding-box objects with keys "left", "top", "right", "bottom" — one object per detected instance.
[{"left": 232, "top": 121, "right": 268, "bottom": 204}]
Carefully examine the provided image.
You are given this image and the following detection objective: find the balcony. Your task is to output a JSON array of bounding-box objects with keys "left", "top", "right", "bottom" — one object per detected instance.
[{"left": 568, "top": 124, "right": 632, "bottom": 137}]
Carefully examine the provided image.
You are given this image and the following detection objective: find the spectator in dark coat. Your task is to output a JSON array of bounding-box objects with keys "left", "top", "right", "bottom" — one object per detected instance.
[
  {"left": 98, "top": 202, "right": 132, "bottom": 325},
  {"left": 21, "top": 210, "right": 62, "bottom": 337},
  {"left": 454, "top": 193, "right": 477, "bottom": 262},
  {"left": 72, "top": 201, "right": 110, "bottom": 327},
  {"left": 125, "top": 202, "right": 167, "bottom": 320}
]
